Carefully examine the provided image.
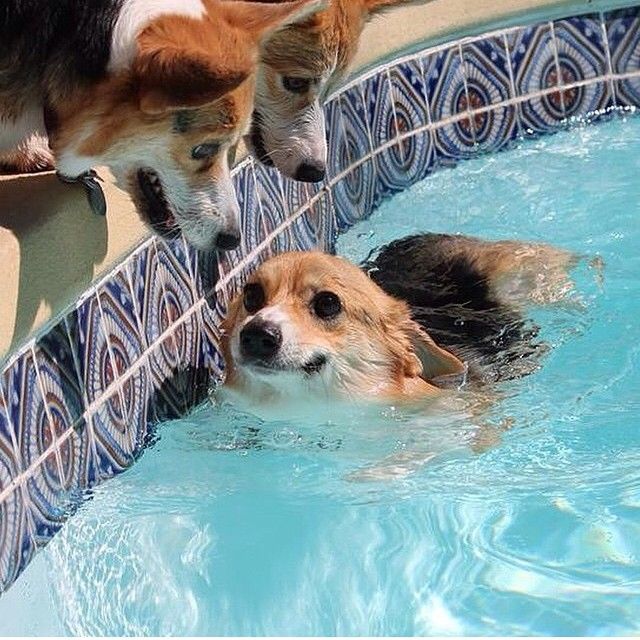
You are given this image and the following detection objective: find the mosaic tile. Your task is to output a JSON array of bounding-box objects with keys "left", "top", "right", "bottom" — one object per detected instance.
[
  {"left": 24, "top": 448, "right": 66, "bottom": 544},
  {"left": 463, "top": 35, "right": 513, "bottom": 108},
  {"left": 517, "top": 93, "right": 565, "bottom": 135},
  {"left": 432, "top": 117, "right": 476, "bottom": 163},
  {"left": 614, "top": 76, "right": 640, "bottom": 107},
  {"left": 553, "top": 15, "right": 608, "bottom": 85},
  {"left": 3, "top": 349, "right": 58, "bottom": 473},
  {"left": 424, "top": 46, "right": 468, "bottom": 123},
  {"left": 282, "top": 177, "right": 315, "bottom": 219},
  {"left": 33, "top": 319, "right": 84, "bottom": 435},
  {"left": 253, "top": 162, "right": 287, "bottom": 237},
  {"left": 55, "top": 420, "right": 98, "bottom": 492},
  {"left": 190, "top": 249, "right": 221, "bottom": 301},
  {"left": 120, "top": 362, "right": 155, "bottom": 455},
  {"left": 332, "top": 159, "right": 379, "bottom": 231},
  {"left": 324, "top": 98, "right": 350, "bottom": 180},
  {"left": 389, "top": 59, "right": 430, "bottom": 134},
  {"left": 199, "top": 299, "right": 226, "bottom": 381},
  {"left": 472, "top": 105, "right": 520, "bottom": 153},
  {"left": 126, "top": 242, "right": 167, "bottom": 348},
  {"left": 375, "top": 130, "right": 435, "bottom": 198},
  {"left": 342, "top": 83, "right": 374, "bottom": 163},
  {"left": 66, "top": 294, "right": 115, "bottom": 406},
  {"left": 0, "top": 485, "right": 36, "bottom": 592},
  {"left": 155, "top": 237, "right": 197, "bottom": 324},
  {"left": 233, "top": 161, "right": 263, "bottom": 253},
  {"left": 360, "top": 70, "right": 398, "bottom": 149},
  {"left": 96, "top": 267, "right": 144, "bottom": 396},
  {"left": 0, "top": 389, "right": 18, "bottom": 496},
  {"left": 508, "top": 22, "right": 560, "bottom": 97},
  {"left": 308, "top": 191, "right": 337, "bottom": 254},
  {"left": 562, "top": 80, "right": 615, "bottom": 121},
  {"left": 605, "top": 6, "right": 640, "bottom": 75},
  {"left": 89, "top": 386, "right": 135, "bottom": 478}
]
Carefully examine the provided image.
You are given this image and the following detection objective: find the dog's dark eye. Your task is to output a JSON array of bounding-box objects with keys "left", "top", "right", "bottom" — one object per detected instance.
[
  {"left": 191, "top": 143, "right": 220, "bottom": 160},
  {"left": 243, "top": 283, "right": 265, "bottom": 314},
  {"left": 283, "top": 76, "right": 312, "bottom": 94},
  {"left": 312, "top": 291, "right": 342, "bottom": 320}
]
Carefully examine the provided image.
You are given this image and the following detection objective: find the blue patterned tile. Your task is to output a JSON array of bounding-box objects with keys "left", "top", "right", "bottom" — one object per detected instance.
[
  {"left": 190, "top": 249, "right": 221, "bottom": 301},
  {"left": 96, "top": 267, "right": 144, "bottom": 392},
  {"left": 389, "top": 59, "right": 429, "bottom": 136},
  {"left": 375, "top": 130, "right": 435, "bottom": 198},
  {"left": 517, "top": 94, "right": 565, "bottom": 135},
  {"left": 332, "top": 160, "right": 378, "bottom": 231},
  {"left": 233, "top": 161, "right": 263, "bottom": 253},
  {"left": 562, "top": 80, "right": 615, "bottom": 121},
  {"left": 155, "top": 238, "right": 196, "bottom": 324},
  {"left": 614, "top": 77, "right": 640, "bottom": 108},
  {"left": 281, "top": 177, "right": 314, "bottom": 218},
  {"left": 287, "top": 208, "right": 320, "bottom": 252},
  {"left": 56, "top": 420, "right": 98, "bottom": 492},
  {"left": 24, "top": 448, "right": 66, "bottom": 544},
  {"left": 199, "top": 300, "right": 226, "bottom": 381},
  {"left": 33, "top": 319, "right": 84, "bottom": 436},
  {"left": 89, "top": 386, "right": 134, "bottom": 479},
  {"left": 342, "top": 83, "right": 374, "bottom": 157},
  {"left": 0, "top": 384, "right": 19, "bottom": 496},
  {"left": 324, "top": 98, "right": 350, "bottom": 180},
  {"left": 253, "top": 162, "right": 287, "bottom": 237},
  {"left": 424, "top": 47, "right": 468, "bottom": 123},
  {"left": 308, "top": 191, "right": 337, "bottom": 254},
  {"left": 126, "top": 242, "right": 167, "bottom": 348},
  {"left": 3, "top": 349, "right": 57, "bottom": 473},
  {"left": 472, "top": 105, "right": 520, "bottom": 153},
  {"left": 146, "top": 334, "right": 183, "bottom": 424},
  {"left": 553, "top": 15, "right": 608, "bottom": 84},
  {"left": 66, "top": 294, "right": 115, "bottom": 406},
  {"left": 508, "top": 23, "right": 560, "bottom": 97},
  {"left": 605, "top": 7, "right": 640, "bottom": 75},
  {"left": 362, "top": 72, "right": 396, "bottom": 148},
  {"left": 463, "top": 35, "right": 513, "bottom": 109},
  {"left": 0, "top": 485, "right": 36, "bottom": 591},
  {"left": 120, "top": 362, "right": 155, "bottom": 455},
  {"left": 433, "top": 117, "right": 476, "bottom": 163}
]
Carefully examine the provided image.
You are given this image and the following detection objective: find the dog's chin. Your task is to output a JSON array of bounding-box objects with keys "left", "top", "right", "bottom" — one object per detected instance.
[
  {"left": 242, "top": 353, "right": 328, "bottom": 378},
  {"left": 131, "top": 168, "right": 180, "bottom": 239}
]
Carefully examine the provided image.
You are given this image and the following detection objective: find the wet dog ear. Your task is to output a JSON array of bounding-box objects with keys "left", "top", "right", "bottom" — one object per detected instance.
[
  {"left": 135, "top": 18, "right": 252, "bottom": 113},
  {"left": 401, "top": 319, "right": 465, "bottom": 381},
  {"left": 220, "top": 0, "right": 328, "bottom": 42},
  {"left": 362, "top": 0, "right": 432, "bottom": 18}
]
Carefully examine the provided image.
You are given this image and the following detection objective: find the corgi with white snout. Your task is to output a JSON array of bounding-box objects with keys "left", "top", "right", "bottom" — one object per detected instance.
[
  {"left": 245, "top": 0, "right": 432, "bottom": 182},
  {"left": 222, "top": 235, "right": 581, "bottom": 405}
]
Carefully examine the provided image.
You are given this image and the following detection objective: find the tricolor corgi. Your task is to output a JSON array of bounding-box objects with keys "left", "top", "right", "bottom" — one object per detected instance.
[
  {"left": 221, "top": 236, "right": 578, "bottom": 403},
  {"left": 245, "top": 0, "right": 430, "bottom": 182},
  {"left": 0, "top": 0, "right": 325, "bottom": 250}
]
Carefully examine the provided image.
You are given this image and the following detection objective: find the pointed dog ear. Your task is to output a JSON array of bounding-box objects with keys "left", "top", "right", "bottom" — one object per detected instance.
[
  {"left": 135, "top": 18, "right": 252, "bottom": 114},
  {"left": 220, "top": 0, "right": 328, "bottom": 42},
  {"left": 401, "top": 318, "right": 465, "bottom": 381}
]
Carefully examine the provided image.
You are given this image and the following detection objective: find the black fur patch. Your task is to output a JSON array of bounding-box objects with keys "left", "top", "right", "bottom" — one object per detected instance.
[
  {"left": 1, "top": 0, "right": 124, "bottom": 95},
  {"left": 363, "top": 234, "right": 545, "bottom": 383}
]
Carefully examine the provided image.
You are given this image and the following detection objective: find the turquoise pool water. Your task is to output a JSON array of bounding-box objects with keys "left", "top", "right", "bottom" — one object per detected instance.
[{"left": 2, "top": 117, "right": 640, "bottom": 635}]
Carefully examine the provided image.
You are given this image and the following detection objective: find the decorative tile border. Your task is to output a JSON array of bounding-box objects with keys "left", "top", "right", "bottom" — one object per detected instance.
[{"left": 1, "top": 5, "right": 640, "bottom": 594}]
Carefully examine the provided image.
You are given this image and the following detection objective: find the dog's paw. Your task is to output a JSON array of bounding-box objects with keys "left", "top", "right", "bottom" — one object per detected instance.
[{"left": 0, "top": 133, "right": 54, "bottom": 174}]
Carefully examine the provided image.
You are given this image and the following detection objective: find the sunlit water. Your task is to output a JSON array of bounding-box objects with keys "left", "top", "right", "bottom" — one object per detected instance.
[{"left": 2, "top": 118, "right": 640, "bottom": 636}]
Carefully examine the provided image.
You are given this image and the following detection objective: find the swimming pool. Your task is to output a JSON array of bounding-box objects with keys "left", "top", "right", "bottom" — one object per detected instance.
[{"left": 2, "top": 117, "right": 639, "bottom": 635}]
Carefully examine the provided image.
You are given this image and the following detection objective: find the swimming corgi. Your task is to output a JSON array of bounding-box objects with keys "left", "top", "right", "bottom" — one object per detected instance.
[
  {"left": 0, "top": 0, "right": 325, "bottom": 250},
  {"left": 221, "top": 236, "right": 578, "bottom": 403},
  {"left": 245, "top": 0, "right": 429, "bottom": 182}
]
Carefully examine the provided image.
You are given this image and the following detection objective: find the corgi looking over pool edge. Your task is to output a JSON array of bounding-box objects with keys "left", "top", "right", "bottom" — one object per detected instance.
[{"left": 0, "top": 0, "right": 325, "bottom": 250}]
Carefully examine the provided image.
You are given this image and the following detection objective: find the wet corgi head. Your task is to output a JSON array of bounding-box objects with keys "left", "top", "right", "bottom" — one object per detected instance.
[
  {"left": 222, "top": 251, "right": 465, "bottom": 402},
  {"left": 48, "top": 0, "right": 325, "bottom": 251},
  {"left": 246, "top": 0, "right": 426, "bottom": 182}
]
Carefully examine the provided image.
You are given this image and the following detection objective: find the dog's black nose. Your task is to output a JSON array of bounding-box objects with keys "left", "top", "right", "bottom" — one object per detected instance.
[
  {"left": 294, "top": 161, "right": 326, "bottom": 183},
  {"left": 240, "top": 321, "right": 282, "bottom": 361},
  {"left": 215, "top": 231, "right": 241, "bottom": 251}
]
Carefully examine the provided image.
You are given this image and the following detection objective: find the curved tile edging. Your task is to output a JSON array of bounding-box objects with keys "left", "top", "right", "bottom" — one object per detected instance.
[{"left": 1, "top": 5, "right": 639, "bottom": 593}]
